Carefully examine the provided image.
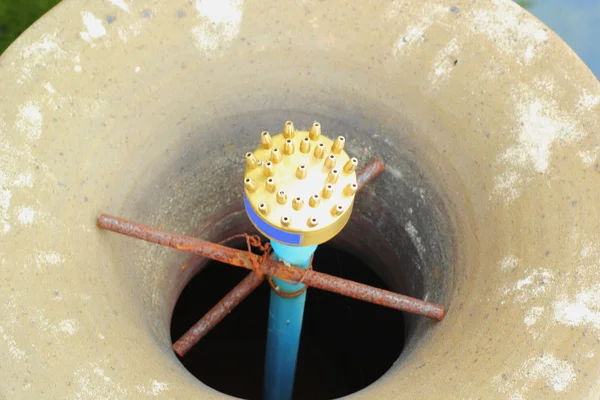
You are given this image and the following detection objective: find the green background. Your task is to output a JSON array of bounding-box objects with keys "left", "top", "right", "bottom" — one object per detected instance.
[{"left": 0, "top": 0, "right": 61, "bottom": 54}]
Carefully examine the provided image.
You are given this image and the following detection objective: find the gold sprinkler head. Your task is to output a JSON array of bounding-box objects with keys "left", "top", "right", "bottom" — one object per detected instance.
[{"left": 243, "top": 121, "right": 358, "bottom": 246}]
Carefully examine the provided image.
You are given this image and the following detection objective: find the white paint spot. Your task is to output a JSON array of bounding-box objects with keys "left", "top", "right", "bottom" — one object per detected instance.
[
  {"left": 579, "top": 241, "right": 600, "bottom": 259},
  {"left": 109, "top": 0, "right": 130, "bottom": 12},
  {"left": 35, "top": 251, "right": 64, "bottom": 269},
  {"left": 499, "top": 255, "right": 519, "bottom": 271},
  {"left": 136, "top": 380, "right": 169, "bottom": 396},
  {"left": 13, "top": 173, "right": 33, "bottom": 188},
  {"left": 80, "top": 12, "right": 107, "bottom": 42},
  {"left": 0, "top": 326, "right": 25, "bottom": 359},
  {"left": 16, "top": 34, "right": 64, "bottom": 84},
  {"left": 21, "top": 35, "right": 60, "bottom": 58},
  {"left": 493, "top": 171, "right": 521, "bottom": 202},
  {"left": 429, "top": 38, "right": 461, "bottom": 85},
  {"left": 196, "top": 0, "right": 240, "bottom": 24},
  {"left": 135, "top": 66, "right": 141, "bottom": 73},
  {"left": 578, "top": 146, "right": 600, "bottom": 167},
  {"left": 98, "top": 333, "right": 105, "bottom": 340},
  {"left": 389, "top": 4, "right": 447, "bottom": 56},
  {"left": 0, "top": 133, "right": 12, "bottom": 234},
  {"left": 29, "top": 309, "right": 79, "bottom": 339},
  {"left": 493, "top": 354, "right": 576, "bottom": 398},
  {"left": 471, "top": 3, "right": 548, "bottom": 65},
  {"left": 58, "top": 319, "right": 79, "bottom": 335},
  {"left": 16, "top": 102, "right": 43, "bottom": 140},
  {"left": 554, "top": 285, "right": 600, "bottom": 330},
  {"left": 502, "top": 99, "right": 576, "bottom": 173},
  {"left": 586, "top": 351, "right": 595, "bottom": 359},
  {"left": 394, "top": 25, "right": 428, "bottom": 52},
  {"left": 74, "top": 65, "right": 82, "bottom": 73},
  {"left": 17, "top": 207, "right": 35, "bottom": 225},
  {"left": 503, "top": 268, "right": 553, "bottom": 303},
  {"left": 43, "top": 82, "right": 56, "bottom": 93},
  {"left": 524, "top": 306, "right": 544, "bottom": 326},
  {"left": 192, "top": 0, "right": 243, "bottom": 54},
  {"left": 528, "top": 355, "right": 576, "bottom": 392},
  {"left": 523, "top": 44, "right": 535, "bottom": 63},
  {"left": 578, "top": 89, "right": 600, "bottom": 110},
  {"left": 117, "top": 20, "right": 143, "bottom": 42},
  {"left": 94, "top": 367, "right": 111, "bottom": 382},
  {"left": 493, "top": 76, "right": 587, "bottom": 203},
  {"left": 0, "top": 186, "right": 12, "bottom": 233},
  {"left": 404, "top": 221, "right": 426, "bottom": 258},
  {"left": 73, "top": 363, "right": 127, "bottom": 398}
]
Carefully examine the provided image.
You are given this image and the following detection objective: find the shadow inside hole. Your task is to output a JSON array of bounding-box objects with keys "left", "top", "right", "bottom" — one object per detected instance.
[{"left": 171, "top": 244, "right": 405, "bottom": 400}]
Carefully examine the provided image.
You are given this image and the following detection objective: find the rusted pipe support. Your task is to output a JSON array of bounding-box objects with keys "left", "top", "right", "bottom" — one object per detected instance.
[
  {"left": 356, "top": 158, "right": 385, "bottom": 192},
  {"left": 172, "top": 271, "right": 264, "bottom": 357},
  {"left": 97, "top": 214, "right": 444, "bottom": 321},
  {"left": 173, "top": 157, "right": 386, "bottom": 354}
]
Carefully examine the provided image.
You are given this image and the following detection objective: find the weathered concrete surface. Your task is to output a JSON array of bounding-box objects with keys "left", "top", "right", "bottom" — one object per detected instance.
[{"left": 0, "top": 0, "right": 599, "bottom": 398}]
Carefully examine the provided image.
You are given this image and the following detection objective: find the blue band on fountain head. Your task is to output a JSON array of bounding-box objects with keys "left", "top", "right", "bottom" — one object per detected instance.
[{"left": 244, "top": 196, "right": 303, "bottom": 245}]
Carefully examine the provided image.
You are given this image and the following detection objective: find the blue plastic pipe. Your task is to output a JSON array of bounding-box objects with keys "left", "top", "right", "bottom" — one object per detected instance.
[{"left": 263, "top": 241, "right": 317, "bottom": 400}]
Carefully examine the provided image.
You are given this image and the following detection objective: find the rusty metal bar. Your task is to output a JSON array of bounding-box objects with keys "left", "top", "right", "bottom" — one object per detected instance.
[
  {"left": 304, "top": 270, "right": 444, "bottom": 320},
  {"left": 356, "top": 158, "right": 385, "bottom": 192},
  {"left": 173, "top": 271, "right": 264, "bottom": 357},
  {"left": 97, "top": 214, "right": 444, "bottom": 320},
  {"left": 172, "top": 157, "right": 387, "bottom": 355}
]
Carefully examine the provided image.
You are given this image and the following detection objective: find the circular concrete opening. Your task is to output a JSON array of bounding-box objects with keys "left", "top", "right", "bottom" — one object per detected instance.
[{"left": 3, "top": 1, "right": 599, "bottom": 398}]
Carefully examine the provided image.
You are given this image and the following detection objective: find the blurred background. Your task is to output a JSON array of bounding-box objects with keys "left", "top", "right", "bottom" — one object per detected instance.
[
  {"left": 0, "top": 0, "right": 61, "bottom": 53},
  {"left": 0, "top": 1, "right": 598, "bottom": 78}
]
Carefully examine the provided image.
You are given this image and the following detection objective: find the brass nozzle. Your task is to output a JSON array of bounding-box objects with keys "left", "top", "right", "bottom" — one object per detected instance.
[
  {"left": 284, "top": 121, "right": 295, "bottom": 138},
  {"left": 296, "top": 164, "right": 307, "bottom": 179},
  {"left": 292, "top": 196, "right": 303, "bottom": 210},
  {"left": 258, "top": 202, "right": 271, "bottom": 215},
  {"left": 327, "top": 169, "right": 340, "bottom": 184},
  {"left": 331, "top": 136, "right": 345, "bottom": 154},
  {"left": 261, "top": 131, "right": 272, "bottom": 149},
  {"left": 283, "top": 139, "right": 295, "bottom": 155},
  {"left": 309, "top": 122, "right": 321, "bottom": 141},
  {"left": 244, "top": 178, "right": 257, "bottom": 193},
  {"left": 300, "top": 137, "right": 311, "bottom": 153},
  {"left": 324, "top": 154, "right": 336, "bottom": 169},
  {"left": 309, "top": 194, "right": 321, "bottom": 208},
  {"left": 270, "top": 148, "right": 282, "bottom": 164},
  {"left": 266, "top": 177, "right": 276, "bottom": 192},
  {"left": 264, "top": 161, "right": 274, "bottom": 177},
  {"left": 322, "top": 184, "right": 334, "bottom": 199},
  {"left": 343, "top": 157, "right": 358, "bottom": 173},
  {"left": 331, "top": 205, "right": 344, "bottom": 216},
  {"left": 246, "top": 152, "right": 258, "bottom": 170},
  {"left": 314, "top": 142, "right": 325, "bottom": 159},
  {"left": 276, "top": 190, "right": 288, "bottom": 204},
  {"left": 343, "top": 183, "right": 358, "bottom": 196}
]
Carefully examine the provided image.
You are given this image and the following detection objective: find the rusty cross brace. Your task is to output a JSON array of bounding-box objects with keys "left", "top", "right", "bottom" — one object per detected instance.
[{"left": 96, "top": 159, "right": 445, "bottom": 357}]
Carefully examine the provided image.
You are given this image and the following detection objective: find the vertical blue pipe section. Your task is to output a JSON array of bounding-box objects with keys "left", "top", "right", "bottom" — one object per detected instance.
[{"left": 263, "top": 242, "right": 317, "bottom": 400}]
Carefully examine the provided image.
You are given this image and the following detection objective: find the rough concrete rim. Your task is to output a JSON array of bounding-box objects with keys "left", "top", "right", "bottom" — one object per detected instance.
[{"left": 1, "top": 0, "right": 599, "bottom": 398}]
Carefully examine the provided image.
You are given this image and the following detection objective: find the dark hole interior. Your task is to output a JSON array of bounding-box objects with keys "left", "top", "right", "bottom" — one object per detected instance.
[{"left": 171, "top": 243, "right": 405, "bottom": 400}]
